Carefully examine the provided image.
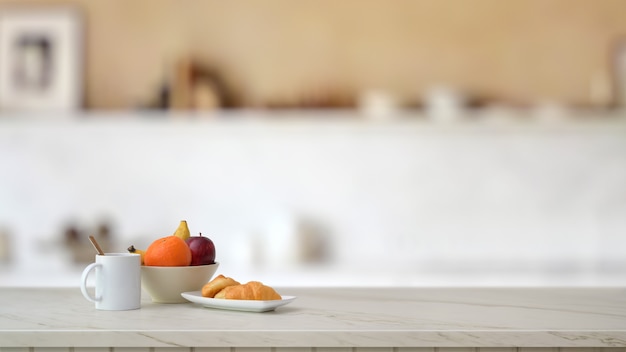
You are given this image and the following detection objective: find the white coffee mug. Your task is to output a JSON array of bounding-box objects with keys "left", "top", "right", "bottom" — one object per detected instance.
[{"left": 80, "top": 253, "right": 141, "bottom": 310}]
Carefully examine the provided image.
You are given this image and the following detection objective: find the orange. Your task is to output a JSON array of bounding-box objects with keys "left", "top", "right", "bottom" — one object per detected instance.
[{"left": 144, "top": 235, "right": 192, "bottom": 266}]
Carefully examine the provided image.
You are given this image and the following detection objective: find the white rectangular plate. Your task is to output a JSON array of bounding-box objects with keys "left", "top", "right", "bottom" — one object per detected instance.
[{"left": 181, "top": 290, "right": 297, "bottom": 312}]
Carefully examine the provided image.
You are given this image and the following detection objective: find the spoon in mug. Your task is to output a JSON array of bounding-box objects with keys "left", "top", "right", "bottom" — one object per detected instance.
[{"left": 88, "top": 235, "right": 105, "bottom": 256}]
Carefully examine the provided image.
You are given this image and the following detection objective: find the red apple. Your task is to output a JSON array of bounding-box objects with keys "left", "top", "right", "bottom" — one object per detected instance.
[{"left": 185, "top": 233, "right": 216, "bottom": 266}]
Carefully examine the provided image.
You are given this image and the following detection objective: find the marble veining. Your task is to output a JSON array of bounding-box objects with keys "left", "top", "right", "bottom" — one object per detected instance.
[{"left": 0, "top": 287, "right": 625, "bottom": 348}]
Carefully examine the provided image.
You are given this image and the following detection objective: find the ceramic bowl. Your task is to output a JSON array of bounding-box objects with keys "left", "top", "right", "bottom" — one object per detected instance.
[{"left": 141, "top": 262, "right": 219, "bottom": 303}]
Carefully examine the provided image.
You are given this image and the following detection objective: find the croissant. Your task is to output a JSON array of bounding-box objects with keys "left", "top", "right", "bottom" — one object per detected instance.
[
  {"left": 201, "top": 274, "right": 240, "bottom": 298},
  {"left": 214, "top": 281, "right": 282, "bottom": 300}
]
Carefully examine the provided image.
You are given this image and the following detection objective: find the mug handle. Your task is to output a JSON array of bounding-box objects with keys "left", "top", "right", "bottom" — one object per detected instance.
[{"left": 80, "top": 262, "right": 102, "bottom": 303}]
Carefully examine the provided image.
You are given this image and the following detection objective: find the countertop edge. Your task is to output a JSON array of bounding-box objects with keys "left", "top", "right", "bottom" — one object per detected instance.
[{"left": 2, "top": 330, "right": 626, "bottom": 348}]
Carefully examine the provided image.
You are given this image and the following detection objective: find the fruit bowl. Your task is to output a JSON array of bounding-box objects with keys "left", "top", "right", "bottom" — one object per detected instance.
[{"left": 141, "top": 262, "right": 219, "bottom": 303}]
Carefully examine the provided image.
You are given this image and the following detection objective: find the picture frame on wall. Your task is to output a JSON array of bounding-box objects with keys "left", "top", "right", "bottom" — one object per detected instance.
[
  {"left": 613, "top": 39, "right": 626, "bottom": 108},
  {"left": 0, "top": 7, "right": 82, "bottom": 112}
]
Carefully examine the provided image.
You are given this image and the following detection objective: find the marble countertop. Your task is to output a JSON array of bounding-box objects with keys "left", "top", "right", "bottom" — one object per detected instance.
[{"left": 1, "top": 287, "right": 626, "bottom": 348}]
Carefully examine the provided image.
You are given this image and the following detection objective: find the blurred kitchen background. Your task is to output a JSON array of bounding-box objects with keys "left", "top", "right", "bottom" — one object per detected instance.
[{"left": 1, "top": 0, "right": 626, "bottom": 287}]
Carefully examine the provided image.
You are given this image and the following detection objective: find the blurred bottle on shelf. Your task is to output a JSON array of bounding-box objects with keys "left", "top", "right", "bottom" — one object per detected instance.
[{"left": 168, "top": 56, "right": 234, "bottom": 112}]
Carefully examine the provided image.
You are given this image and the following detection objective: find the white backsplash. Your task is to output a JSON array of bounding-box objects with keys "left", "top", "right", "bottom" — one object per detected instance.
[{"left": 1, "top": 110, "right": 626, "bottom": 286}]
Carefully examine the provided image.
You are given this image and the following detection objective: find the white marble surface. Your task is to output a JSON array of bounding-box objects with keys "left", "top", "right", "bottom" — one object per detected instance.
[{"left": 1, "top": 287, "right": 626, "bottom": 348}]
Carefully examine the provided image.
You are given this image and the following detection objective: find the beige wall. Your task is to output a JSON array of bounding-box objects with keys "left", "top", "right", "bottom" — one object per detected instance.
[{"left": 3, "top": 0, "right": 626, "bottom": 109}]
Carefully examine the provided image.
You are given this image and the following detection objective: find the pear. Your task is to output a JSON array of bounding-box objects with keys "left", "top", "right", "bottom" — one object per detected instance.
[{"left": 173, "top": 220, "right": 191, "bottom": 241}]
